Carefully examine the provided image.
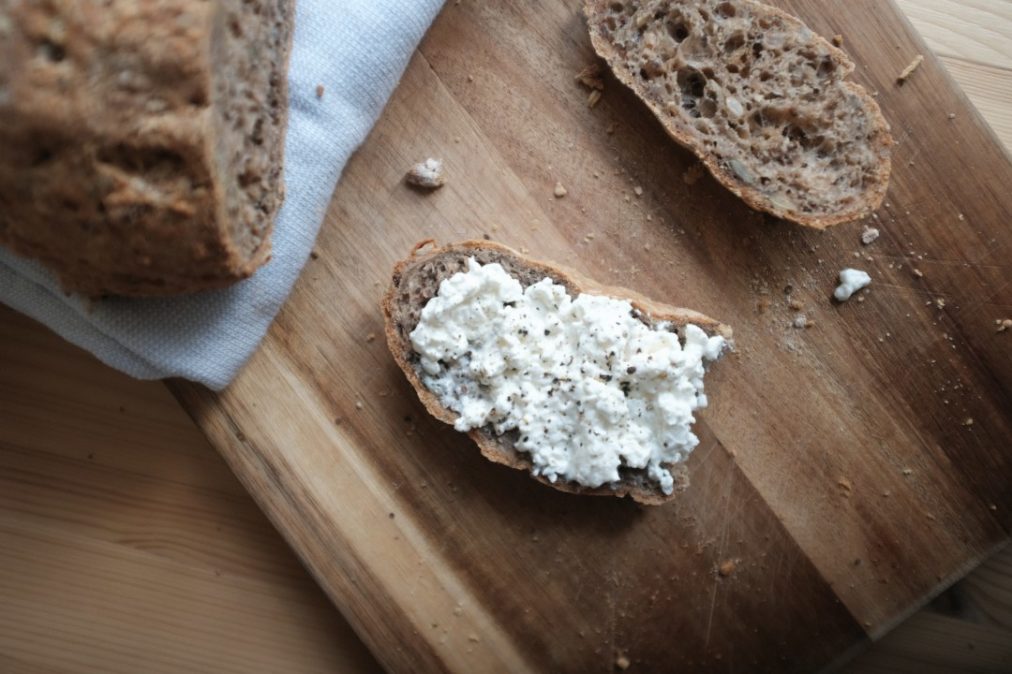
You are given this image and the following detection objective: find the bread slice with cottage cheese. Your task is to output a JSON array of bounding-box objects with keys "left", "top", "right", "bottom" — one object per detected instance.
[
  {"left": 382, "top": 240, "right": 732, "bottom": 505},
  {"left": 584, "top": 0, "right": 893, "bottom": 228}
]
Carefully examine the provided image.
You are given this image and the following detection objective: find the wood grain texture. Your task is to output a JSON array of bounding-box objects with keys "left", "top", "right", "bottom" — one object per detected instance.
[
  {"left": 847, "top": 541, "right": 1012, "bottom": 672},
  {"left": 896, "top": 0, "right": 1012, "bottom": 151},
  {"left": 0, "top": 307, "right": 381, "bottom": 674},
  {"left": 167, "top": 0, "right": 1012, "bottom": 671},
  {"left": 1, "top": 1, "right": 1011, "bottom": 673}
]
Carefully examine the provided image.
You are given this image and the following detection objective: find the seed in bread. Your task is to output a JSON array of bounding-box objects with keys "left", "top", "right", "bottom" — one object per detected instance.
[
  {"left": 0, "top": 0, "right": 294, "bottom": 297},
  {"left": 584, "top": 0, "right": 893, "bottom": 228},
  {"left": 382, "top": 240, "right": 731, "bottom": 504}
]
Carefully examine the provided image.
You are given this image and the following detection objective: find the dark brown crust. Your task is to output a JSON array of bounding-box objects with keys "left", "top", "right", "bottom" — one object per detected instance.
[
  {"left": 583, "top": 0, "right": 893, "bottom": 229},
  {"left": 381, "top": 240, "right": 732, "bottom": 505},
  {"left": 0, "top": 0, "right": 295, "bottom": 297}
]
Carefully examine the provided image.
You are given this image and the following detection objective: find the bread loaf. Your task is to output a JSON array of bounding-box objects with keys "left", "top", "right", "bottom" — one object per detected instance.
[
  {"left": 0, "top": 0, "right": 295, "bottom": 296},
  {"left": 584, "top": 0, "right": 892, "bottom": 228},
  {"left": 383, "top": 240, "right": 731, "bottom": 505}
]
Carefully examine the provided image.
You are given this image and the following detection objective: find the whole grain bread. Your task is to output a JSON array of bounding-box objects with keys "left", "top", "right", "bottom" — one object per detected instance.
[
  {"left": 0, "top": 0, "right": 294, "bottom": 296},
  {"left": 382, "top": 240, "right": 732, "bottom": 505},
  {"left": 584, "top": 0, "right": 892, "bottom": 228}
]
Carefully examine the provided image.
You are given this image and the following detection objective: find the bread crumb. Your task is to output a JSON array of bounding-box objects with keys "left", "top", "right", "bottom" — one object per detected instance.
[
  {"left": 901, "top": 467, "right": 913, "bottom": 476},
  {"left": 633, "top": 185, "right": 643, "bottom": 196},
  {"left": 837, "top": 477, "right": 853, "bottom": 494},
  {"left": 935, "top": 298, "right": 946, "bottom": 310},
  {"left": 990, "top": 504, "right": 998, "bottom": 511},
  {"left": 553, "top": 182, "right": 568, "bottom": 198},
  {"left": 788, "top": 299, "right": 804, "bottom": 311},
  {"left": 962, "top": 417, "right": 974, "bottom": 427},
  {"left": 615, "top": 654, "right": 631, "bottom": 670},
  {"left": 860, "top": 227, "right": 880, "bottom": 245},
  {"left": 309, "top": 250, "right": 320, "bottom": 260},
  {"left": 365, "top": 332, "right": 376, "bottom": 343},
  {"left": 832, "top": 34, "right": 844, "bottom": 47},
  {"left": 897, "top": 54, "right": 924, "bottom": 84},
  {"left": 682, "top": 163, "right": 705, "bottom": 185},
  {"left": 996, "top": 319, "right": 1012, "bottom": 333},
  {"left": 912, "top": 268, "right": 923, "bottom": 278},
  {"left": 466, "top": 74, "right": 474, "bottom": 82},
  {"left": 467, "top": 633, "right": 480, "bottom": 643},
  {"left": 575, "top": 63, "right": 605, "bottom": 91},
  {"left": 948, "top": 112, "right": 956, "bottom": 120},
  {"left": 355, "top": 401, "right": 364, "bottom": 410},
  {"left": 717, "top": 559, "right": 737, "bottom": 577},
  {"left": 406, "top": 158, "right": 446, "bottom": 190},
  {"left": 587, "top": 89, "right": 602, "bottom": 108},
  {"left": 792, "top": 315, "right": 809, "bottom": 329},
  {"left": 315, "top": 84, "right": 325, "bottom": 99}
]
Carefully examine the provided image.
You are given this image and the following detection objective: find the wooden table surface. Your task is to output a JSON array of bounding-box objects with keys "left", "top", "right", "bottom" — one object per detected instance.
[{"left": 1, "top": 2, "right": 1010, "bottom": 672}]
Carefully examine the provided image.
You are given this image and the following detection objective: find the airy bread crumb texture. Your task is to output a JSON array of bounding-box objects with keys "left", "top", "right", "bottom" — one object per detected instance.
[{"left": 585, "top": 0, "right": 892, "bottom": 228}]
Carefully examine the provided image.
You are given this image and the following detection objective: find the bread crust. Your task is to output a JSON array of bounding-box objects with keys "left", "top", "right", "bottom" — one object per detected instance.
[
  {"left": 584, "top": 0, "right": 893, "bottom": 229},
  {"left": 0, "top": 0, "right": 295, "bottom": 296},
  {"left": 382, "top": 240, "right": 732, "bottom": 505}
]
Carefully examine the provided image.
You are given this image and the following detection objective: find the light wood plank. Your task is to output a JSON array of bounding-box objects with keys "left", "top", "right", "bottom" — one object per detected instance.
[
  {"left": 896, "top": 0, "right": 1012, "bottom": 69},
  {"left": 938, "top": 56, "right": 1012, "bottom": 150},
  {"left": 0, "top": 308, "right": 381, "bottom": 674}
]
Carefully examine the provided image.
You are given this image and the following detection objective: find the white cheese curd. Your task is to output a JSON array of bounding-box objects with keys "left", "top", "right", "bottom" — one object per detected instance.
[
  {"left": 409, "top": 258, "right": 726, "bottom": 495},
  {"left": 834, "top": 268, "right": 871, "bottom": 302}
]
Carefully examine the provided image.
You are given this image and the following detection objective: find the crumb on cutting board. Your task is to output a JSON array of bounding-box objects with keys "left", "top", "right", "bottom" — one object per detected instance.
[
  {"left": 718, "top": 559, "right": 737, "bottom": 577},
  {"left": 575, "top": 63, "right": 605, "bottom": 91},
  {"left": 682, "top": 162, "right": 706, "bottom": 185},
  {"left": 315, "top": 84, "right": 325, "bottom": 99},
  {"left": 554, "top": 182, "right": 568, "bottom": 198},
  {"left": 587, "top": 89, "right": 602, "bottom": 108},
  {"left": 615, "top": 654, "right": 631, "bottom": 670},
  {"left": 861, "top": 227, "right": 880, "bottom": 245},
  {"left": 997, "top": 319, "right": 1012, "bottom": 333},
  {"left": 897, "top": 54, "right": 924, "bottom": 85},
  {"left": 406, "top": 158, "right": 446, "bottom": 190}
]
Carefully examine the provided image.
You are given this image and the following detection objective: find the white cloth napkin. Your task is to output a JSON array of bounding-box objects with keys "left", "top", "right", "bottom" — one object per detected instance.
[{"left": 0, "top": 0, "right": 444, "bottom": 390}]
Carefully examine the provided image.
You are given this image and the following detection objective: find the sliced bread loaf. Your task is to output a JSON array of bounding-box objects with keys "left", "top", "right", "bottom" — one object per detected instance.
[
  {"left": 584, "top": 0, "right": 892, "bottom": 228},
  {"left": 382, "top": 240, "right": 732, "bottom": 505},
  {"left": 0, "top": 0, "right": 294, "bottom": 296}
]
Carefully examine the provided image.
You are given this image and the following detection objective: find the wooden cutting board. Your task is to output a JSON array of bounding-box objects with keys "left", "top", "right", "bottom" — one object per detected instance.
[{"left": 171, "top": 1, "right": 1012, "bottom": 671}]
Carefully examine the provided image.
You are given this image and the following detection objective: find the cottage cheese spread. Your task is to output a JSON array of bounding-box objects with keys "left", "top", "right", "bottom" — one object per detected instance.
[
  {"left": 409, "top": 258, "right": 726, "bottom": 494},
  {"left": 834, "top": 268, "right": 871, "bottom": 302}
]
